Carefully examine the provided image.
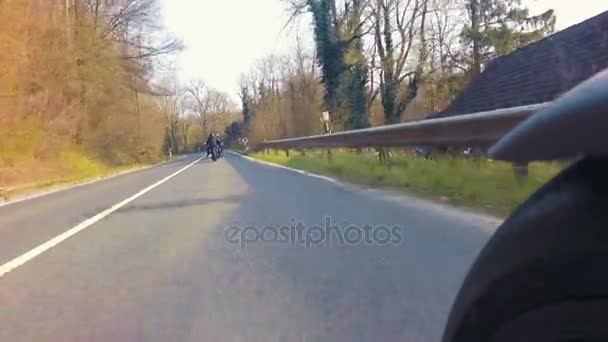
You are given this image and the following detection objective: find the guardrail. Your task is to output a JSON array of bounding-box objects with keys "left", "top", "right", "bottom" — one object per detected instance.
[{"left": 256, "top": 102, "right": 550, "bottom": 151}]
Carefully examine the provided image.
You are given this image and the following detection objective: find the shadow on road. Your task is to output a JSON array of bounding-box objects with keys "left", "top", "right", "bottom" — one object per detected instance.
[
  {"left": 164, "top": 153, "right": 210, "bottom": 167},
  {"left": 116, "top": 195, "right": 244, "bottom": 213},
  {"left": 199, "top": 154, "right": 493, "bottom": 341}
]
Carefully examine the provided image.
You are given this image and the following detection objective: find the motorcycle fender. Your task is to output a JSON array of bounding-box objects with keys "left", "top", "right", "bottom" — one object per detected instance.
[{"left": 489, "top": 68, "right": 608, "bottom": 163}]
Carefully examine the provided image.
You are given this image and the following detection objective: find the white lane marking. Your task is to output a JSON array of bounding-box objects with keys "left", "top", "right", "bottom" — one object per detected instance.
[{"left": 0, "top": 156, "right": 205, "bottom": 279}]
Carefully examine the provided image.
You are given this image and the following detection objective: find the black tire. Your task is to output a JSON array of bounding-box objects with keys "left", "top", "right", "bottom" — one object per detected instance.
[{"left": 442, "top": 157, "right": 608, "bottom": 342}]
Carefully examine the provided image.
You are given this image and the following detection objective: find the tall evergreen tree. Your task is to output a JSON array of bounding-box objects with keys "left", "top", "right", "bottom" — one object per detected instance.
[
  {"left": 341, "top": 63, "right": 370, "bottom": 129},
  {"left": 240, "top": 86, "right": 254, "bottom": 126},
  {"left": 462, "top": 0, "right": 555, "bottom": 76},
  {"left": 341, "top": 0, "right": 370, "bottom": 129},
  {"left": 305, "top": 0, "right": 369, "bottom": 129},
  {"left": 308, "top": 0, "right": 345, "bottom": 122}
]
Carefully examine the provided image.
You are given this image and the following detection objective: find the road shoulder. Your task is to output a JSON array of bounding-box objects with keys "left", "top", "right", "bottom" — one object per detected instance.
[
  {"left": 227, "top": 151, "right": 502, "bottom": 230},
  {"left": 0, "top": 156, "right": 188, "bottom": 208}
]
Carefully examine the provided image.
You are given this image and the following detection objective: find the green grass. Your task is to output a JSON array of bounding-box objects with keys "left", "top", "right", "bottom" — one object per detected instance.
[
  {"left": 0, "top": 159, "right": 151, "bottom": 202},
  {"left": 228, "top": 147, "right": 250, "bottom": 155},
  {"left": 249, "top": 150, "right": 563, "bottom": 217},
  {"left": 0, "top": 134, "right": 161, "bottom": 201},
  {"left": 0, "top": 118, "right": 170, "bottom": 202},
  {"left": 0, "top": 119, "right": 46, "bottom": 167}
]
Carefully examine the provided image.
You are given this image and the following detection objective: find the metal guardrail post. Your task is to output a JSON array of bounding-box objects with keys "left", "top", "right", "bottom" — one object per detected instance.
[
  {"left": 471, "top": 146, "right": 484, "bottom": 170},
  {"left": 513, "top": 162, "right": 529, "bottom": 184},
  {"left": 377, "top": 147, "right": 390, "bottom": 166}
]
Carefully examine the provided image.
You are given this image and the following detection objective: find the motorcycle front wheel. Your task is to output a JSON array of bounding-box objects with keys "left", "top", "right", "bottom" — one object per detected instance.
[{"left": 442, "top": 157, "right": 608, "bottom": 342}]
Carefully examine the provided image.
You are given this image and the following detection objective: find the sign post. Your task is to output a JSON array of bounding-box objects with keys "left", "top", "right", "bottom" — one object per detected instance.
[
  {"left": 321, "top": 111, "right": 332, "bottom": 161},
  {"left": 321, "top": 111, "right": 331, "bottom": 134}
]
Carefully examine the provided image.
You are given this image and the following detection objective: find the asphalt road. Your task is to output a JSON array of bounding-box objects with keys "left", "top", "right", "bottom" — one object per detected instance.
[{"left": 0, "top": 153, "right": 501, "bottom": 342}]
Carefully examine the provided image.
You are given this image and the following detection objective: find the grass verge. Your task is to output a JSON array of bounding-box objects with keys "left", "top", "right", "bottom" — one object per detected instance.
[
  {"left": 0, "top": 120, "right": 168, "bottom": 202},
  {"left": 248, "top": 150, "right": 563, "bottom": 217},
  {"left": 0, "top": 160, "right": 155, "bottom": 202},
  {"left": 228, "top": 147, "right": 250, "bottom": 155}
]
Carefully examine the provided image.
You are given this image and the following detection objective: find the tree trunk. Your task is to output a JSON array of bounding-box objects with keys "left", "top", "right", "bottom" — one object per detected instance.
[{"left": 470, "top": 0, "right": 481, "bottom": 76}]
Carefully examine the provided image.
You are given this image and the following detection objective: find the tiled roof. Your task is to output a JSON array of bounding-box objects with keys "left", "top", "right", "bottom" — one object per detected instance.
[{"left": 437, "top": 10, "right": 608, "bottom": 117}]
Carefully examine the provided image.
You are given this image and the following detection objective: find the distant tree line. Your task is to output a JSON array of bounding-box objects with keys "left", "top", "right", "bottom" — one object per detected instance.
[
  {"left": 147, "top": 0, "right": 557, "bottom": 152},
  {"left": 224, "top": 0, "right": 555, "bottom": 145}
]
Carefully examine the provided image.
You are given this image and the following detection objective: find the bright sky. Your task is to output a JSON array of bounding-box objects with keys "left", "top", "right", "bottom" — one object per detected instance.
[{"left": 161, "top": 0, "right": 607, "bottom": 96}]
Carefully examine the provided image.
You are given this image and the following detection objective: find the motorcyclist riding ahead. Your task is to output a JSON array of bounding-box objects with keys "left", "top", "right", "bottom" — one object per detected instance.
[
  {"left": 205, "top": 133, "right": 224, "bottom": 160},
  {"left": 205, "top": 133, "right": 217, "bottom": 158},
  {"left": 216, "top": 134, "right": 225, "bottom": 158}
]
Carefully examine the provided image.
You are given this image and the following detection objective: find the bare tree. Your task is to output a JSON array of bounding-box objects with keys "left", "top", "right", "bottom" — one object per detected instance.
[
  {"left": 238, "top": 47, "right": 324, "bottom": 143},
  {"left": 285, "top": 41, "right": 322, "bottom": 136},
  {"left": 159, "top": 78, "right": 189, "bottom": 153},
  {"left": 425, "top": 0, "right": 467, "bottom": 109},
  {"left": 53, "top": 0, "right": 183, "bottom": 65},
  {"left": 185, "top": 80, "right": 233, "bottom": 137},
  {"left": 185, "top": 80, "right": 212, "bottom": 135},
  {"left": 371, "top": 0, "right": 429, "bottom": 123}
]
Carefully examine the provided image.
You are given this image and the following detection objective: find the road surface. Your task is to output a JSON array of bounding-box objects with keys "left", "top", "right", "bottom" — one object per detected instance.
[{"left": 0, "top": 153, "right": 500, "bottom": 342}]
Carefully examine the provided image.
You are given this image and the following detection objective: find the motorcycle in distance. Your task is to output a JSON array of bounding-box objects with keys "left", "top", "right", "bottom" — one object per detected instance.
[
  {"left": 207, "top": 143, "right": 224, "bottom": 162},
  {"left": 217, "top": 141, "right": 224, "bottom": 158}
]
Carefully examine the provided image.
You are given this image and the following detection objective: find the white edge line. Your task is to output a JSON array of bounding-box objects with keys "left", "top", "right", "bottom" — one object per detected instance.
[
  {"left": 226, "top": 151, "right": 341, "bottom": 184},
  {"left": 0, "top": 155, "right": 204, "bottom": 279},
  {"left": 227, "top": 151, "right": 502, "bottom": 227},
  {"left": 0, "top": 156, "right": 189, "bottom": 209}
]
